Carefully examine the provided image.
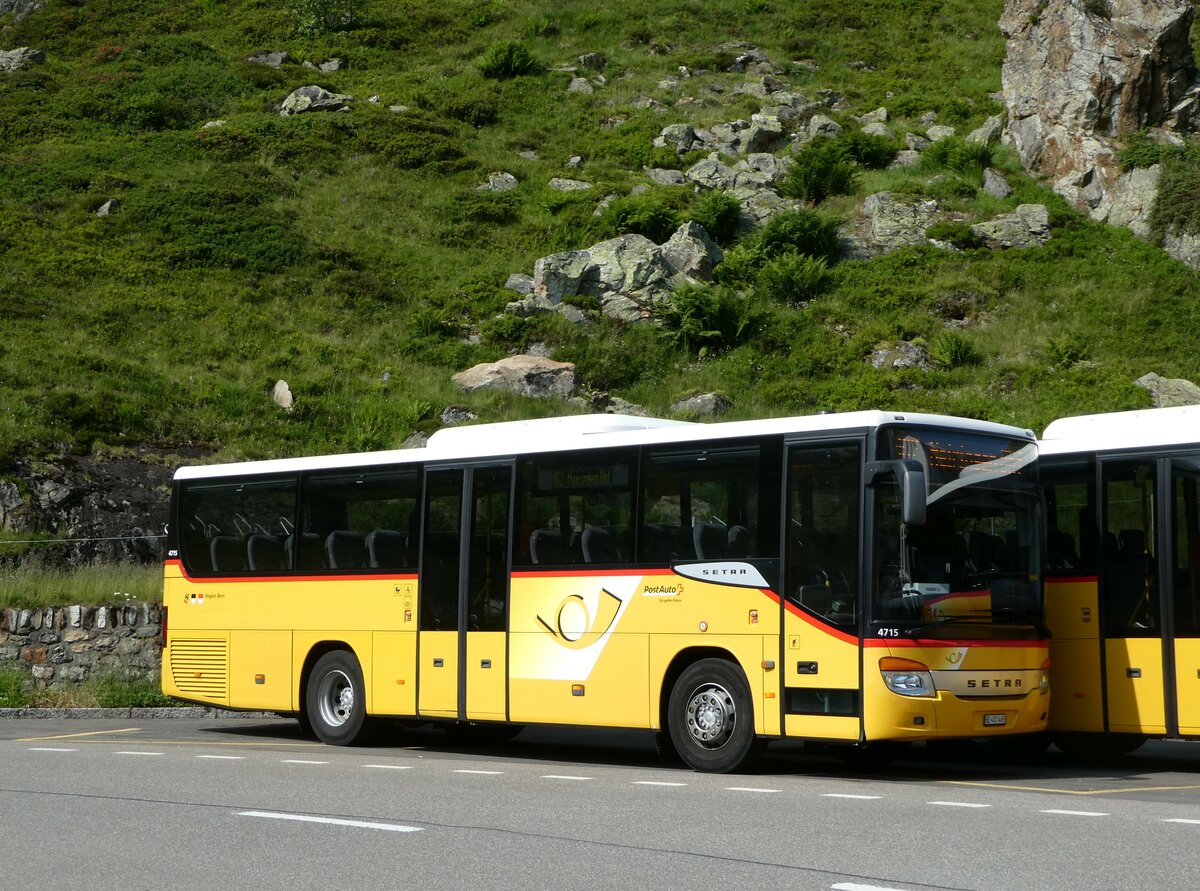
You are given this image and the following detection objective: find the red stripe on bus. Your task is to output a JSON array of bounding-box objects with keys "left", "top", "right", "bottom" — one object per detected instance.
[
  {"left": 510, "top": 567, "right": 672, "bottom": 579},
  {"left": 782, "top": 599, "right": 859, "bottom": 645},
  {"left": 167, "top": 560, "right": 418, "bottom": 584},
  {"left": 864, "top": 638, "right": 1048, "bottom": 649}
]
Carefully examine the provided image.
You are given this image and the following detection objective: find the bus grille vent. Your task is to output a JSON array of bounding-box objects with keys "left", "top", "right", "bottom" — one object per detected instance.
[{"left": 170, "top": 638, "right": 228, "bottom": 699}]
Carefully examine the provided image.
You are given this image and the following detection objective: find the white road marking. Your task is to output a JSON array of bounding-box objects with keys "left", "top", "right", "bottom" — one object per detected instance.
[
  {"left": 1041, "top": 809, "right": 1109, "bottom": 817},
  {"left": 541, "top": 775, "right": 592, "bottom": 781},
  {"left": 928, "top": 801, "right": 991, "bottom": 808},
  {"left": 833, "top": 884, "right": 909, "bottom": 891},
  {"left": 27, "top": 747, "right": 78, "bottom": 753},
  {"left": 239, "top": 811, "right": 422, "bottom": 833},
  {"left": 453, "top": 769, "right": 502, "bottom": 775},
  {"left": 115, "top": 751, "right": 164, "bottom": 756},
  {"left": 280, "top": 759, "right": 328, "bottom": 765},
  {"left": 823, "top": 794, "right": 882, "bottom": 800},
  {"left": 364, "top": 764, "right": 414, "bottom": 770},
  {"left": 725, "top": 786, "right": 780, "bottom": 794},
  {"left": 632, "top": 781, "right": 688, "bottom": 787},
  {"left": 196, "top": 755, "right": 244, "bottom": 760},
  {"left": 1164, "top": 819, "right": 1200, "bottom": 825}
]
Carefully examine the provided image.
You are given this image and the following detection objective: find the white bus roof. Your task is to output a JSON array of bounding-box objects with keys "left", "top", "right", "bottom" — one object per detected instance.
[
  {"left": 1040, "top": 405, "right": 1200, "bottom": 456},
  {"left": 174, "top": 410, "right": 1036, "bottom": 481}
]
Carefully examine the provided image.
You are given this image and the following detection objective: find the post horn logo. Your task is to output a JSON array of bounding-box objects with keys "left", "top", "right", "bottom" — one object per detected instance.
[{"left": 537, "top": 588, "right": 623, "bottom": 649}]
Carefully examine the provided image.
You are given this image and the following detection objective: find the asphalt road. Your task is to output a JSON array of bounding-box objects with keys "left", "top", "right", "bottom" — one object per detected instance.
[{"left": 2, "top": 717, "right": 1200, "bottom": 890}]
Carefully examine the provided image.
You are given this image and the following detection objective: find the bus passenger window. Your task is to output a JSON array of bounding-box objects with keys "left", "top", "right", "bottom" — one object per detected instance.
[
  {"left": 639, "top": 443, "right": 767, "bottom": 565},
  {"left": 514, "top": 452, "right": 635, "bottom": 567},
  {"left": 178, "top": 476, "right": 297, "bottom": 576},
  {"left": 299, "top": 468, "right": 420, "bottom": 573}
]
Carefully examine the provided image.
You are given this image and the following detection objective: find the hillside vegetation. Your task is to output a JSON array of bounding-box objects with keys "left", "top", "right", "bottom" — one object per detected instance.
[{"left": 2, "top": 0, "right": 1199, "bottom": 467}]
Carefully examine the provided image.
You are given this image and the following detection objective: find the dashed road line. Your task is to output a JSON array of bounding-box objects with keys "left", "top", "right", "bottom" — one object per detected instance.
[
  {"left": 946, "top": 779, "right": 1200, "bottom": 796},
  {"left": 363, "top": 764, "right": 413, "bottom": 770},
  {"left": 196, "top": 755, "right": 244, "bottom": 760},
  {"left": 823, "top": 794, "right": 882, "bottom": 800},
  {"left": 541, "top": 775, "right": 592, "bottom": 781},
  {"left": 632, "top": 781, "right": 688, "bottom": 787},
  {"left": 26, "top": 747, "right": 78, "bottom": 753},
  {"left": 1041, "top": 809, "right": 1109, "bottom": 817},
  {"left": 238, "top": 811, "right": 422, "bottom": 833},
  {"left": 115, "top": 751, "right": 164, "bottom": 756},
  {"left": 928, "top": 801, "right": 990, "bottom": 809},
  {"left": 453, "top": 769, "right": 503, "bottom": 775},
  {"left": 832, "top": 884, "right": 908, "bottom": 891},
  {"left": 1164, "top": 819, "right": 1200, "bottom": 825},
  {"left": 280, "top": 759, "right": 328, "bottom": 765},
  {"left": 725, "top": 786, "right": 780, "bottom": 794}
]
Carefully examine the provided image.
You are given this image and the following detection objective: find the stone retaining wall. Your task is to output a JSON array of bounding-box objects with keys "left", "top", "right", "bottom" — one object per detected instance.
[{"left": 0, "top": 604, "right": 162, "bottom": 688}]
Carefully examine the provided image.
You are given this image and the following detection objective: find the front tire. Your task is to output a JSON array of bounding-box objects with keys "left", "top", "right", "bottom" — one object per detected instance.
[
  {"left": 306, "top": 650, "right": 370, "bottom": 746},
  {"left": 668, "top": 658, "right": 763, "bottom": 773}
]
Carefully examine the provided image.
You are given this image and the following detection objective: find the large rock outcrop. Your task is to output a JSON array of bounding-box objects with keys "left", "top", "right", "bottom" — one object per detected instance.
[{"left": 1000, "top": 0, "right": 1200, "bottom": 227}]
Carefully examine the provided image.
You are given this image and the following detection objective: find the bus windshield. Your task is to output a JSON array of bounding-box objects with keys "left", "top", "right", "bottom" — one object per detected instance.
[{"left": 872, "top": 427, "right": 1042, "bottom": 635}]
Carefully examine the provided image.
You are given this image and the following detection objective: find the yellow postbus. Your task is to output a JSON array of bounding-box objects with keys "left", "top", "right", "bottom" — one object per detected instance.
[
  {"left": 162, "top": 411, "right": 1049, "bottom": 772},
  {"left": 1040, "top": 405, "right": 1200, "bottom": 758}
]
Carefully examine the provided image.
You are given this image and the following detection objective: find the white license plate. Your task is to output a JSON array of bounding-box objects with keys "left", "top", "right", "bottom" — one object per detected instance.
[{"left": 983, "top": 713, "right": 1007, "bottom": 727}]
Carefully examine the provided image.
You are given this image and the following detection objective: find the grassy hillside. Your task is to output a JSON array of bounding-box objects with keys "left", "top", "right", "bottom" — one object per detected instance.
[{"left": 2, "top": 0, "right": 1198, "bottom": 467}]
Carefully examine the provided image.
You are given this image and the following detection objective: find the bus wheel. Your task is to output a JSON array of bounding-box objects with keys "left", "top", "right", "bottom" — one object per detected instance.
[
  {"left": 668, "top": 659, "right": 764, "bottom": 773},
  {"left": 306, "top": 651, "right": 370, "bottom": 746}
]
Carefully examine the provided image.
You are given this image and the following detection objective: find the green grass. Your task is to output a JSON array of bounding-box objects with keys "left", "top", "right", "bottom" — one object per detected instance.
[
  {"left": 0, "top": 0, "right": 1195, "bottom": 474},
  {"left": 0, "top": 667, "right": 177, "bottom": 709},
  {"left": 0, "top": 562, "right": 163, "bottom": 609}
]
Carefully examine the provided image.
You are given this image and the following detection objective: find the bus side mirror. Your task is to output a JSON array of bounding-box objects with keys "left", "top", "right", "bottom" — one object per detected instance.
[{"left": 866, "top": 459, "right": 927, "bottom": 527}]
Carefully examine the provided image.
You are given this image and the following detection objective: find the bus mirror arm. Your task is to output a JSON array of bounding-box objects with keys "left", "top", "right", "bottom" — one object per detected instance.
[{"left": 865, "top": 459, "right": 927, "bottom": 527}]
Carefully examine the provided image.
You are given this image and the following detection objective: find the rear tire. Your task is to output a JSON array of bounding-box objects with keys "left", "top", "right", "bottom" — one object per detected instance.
[
  {"left": 306, "top": 650, "right": 371, "bottom": 746},
  {"left": 667, "top": 658, "right": 764, "bottom": 773}
]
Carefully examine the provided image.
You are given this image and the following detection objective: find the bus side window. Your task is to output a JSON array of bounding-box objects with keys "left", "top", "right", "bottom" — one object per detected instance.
[
  {"left": 514, "top": 452, "right": 634, "bottom": 567},
  {"left": 179, "top": 476, "right": 297, "bottom": 576},
  {"left": 639, "top": 442, "right": 768, "bottom": 566},
  {"left": 300, "top": 468, "right": 420, "bottom": 573}
]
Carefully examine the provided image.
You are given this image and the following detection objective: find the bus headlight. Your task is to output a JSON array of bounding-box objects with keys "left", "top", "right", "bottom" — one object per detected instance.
[{"left": 879, "top": 657, "right": 935, "bottom": 698}]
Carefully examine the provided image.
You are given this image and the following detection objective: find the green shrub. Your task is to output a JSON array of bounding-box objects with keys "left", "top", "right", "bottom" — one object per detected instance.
[
  {"left": 656, "top": 283, "right": 761, "bottom": 357},
  {"left": 287, "top": 0, "right": 364, "bottom": 35},
  {"left": 480, "top": 313, "right": 531, "bottom": 347},
  {"left": 1044, "top": 333, "right": 1090, "bottom": 368},
  {"left": 836, "top": 130, "right": 898, "bottom": 170},
  {"left": 929, "top": 330, "right": 982, "bottom": 369},
  {"left": 756, "top": 209, "right": 842, "bottom": 264},
  {"left": 755, "top": 253, "right": 831, "bottom": 305},
  {"left": 687, "top": 190, "right": 742, "bottom": 245},
  {"left": 479, "top": 41, "right": 539, "bottom": 80},
  {"left": 921, "top": 136, "right": 994, "bottom": 178},
  {"left": 714, "top": 242, "right": 766, "bottom": 288},
  {"left": 0, "top": 669, "right": 27, "bottom": 708},
  {"left": 356, "top": 112, "right": 467, "bottom": 170},
  {"left": 1149, "top": 146, "right": 1200, "bottom": 239},
  {"left": 1118, "top": 130, "right": 1177, "bottom": 172},
  {"left": 125, "top": 164, "right": 302, "bottom": 274},
  {"left": 780, "top": 139, "right": 858, "bottom": 203},
  {"left": 926, "top": 220, "right": 984, "bottom": 249},
  {"left": 595, "top": 193, "right": 679, "bottom": 243}
]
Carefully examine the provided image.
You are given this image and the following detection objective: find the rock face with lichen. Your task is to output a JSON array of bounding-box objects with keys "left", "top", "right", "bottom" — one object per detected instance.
[{"left": 1000, "top": 0, "right": 1200, "bottom": 239}]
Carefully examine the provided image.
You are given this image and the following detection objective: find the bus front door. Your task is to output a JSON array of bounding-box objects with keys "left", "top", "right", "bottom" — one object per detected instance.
[
  {"left": 418, "top": 466, "right": 512, "bottom": 722},
  {"left": 1170, "top": 457, "right": 1200, "bottom": 736},
  {"left": 1100, "top": 459, "right": 1167, "bottom": 735}
]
